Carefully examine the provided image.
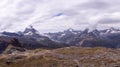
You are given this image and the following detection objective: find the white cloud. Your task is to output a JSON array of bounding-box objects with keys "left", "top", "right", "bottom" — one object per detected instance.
[{"left": 0, "top": 0, "right": 120, "bottom": 33}]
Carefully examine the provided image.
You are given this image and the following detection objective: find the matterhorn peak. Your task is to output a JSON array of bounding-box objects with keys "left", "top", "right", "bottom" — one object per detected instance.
[{"left": 23, "top": 25, "right": 39, "bottom": 36}]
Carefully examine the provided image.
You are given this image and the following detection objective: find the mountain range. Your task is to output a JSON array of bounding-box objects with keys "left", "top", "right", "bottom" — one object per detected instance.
[
  {"left": 0, "top": 25, "right": 68, "bottom": 54},
  {"left": 46, "top": 27, "right": 120, "bottom": 48},
  {"left": 0, "top": 26, "right": 120, "bottom": 54}
]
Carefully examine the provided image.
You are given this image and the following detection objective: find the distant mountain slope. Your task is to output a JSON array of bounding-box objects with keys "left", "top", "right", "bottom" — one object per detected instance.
[{"left": 46, "top": 28, "right": 120, "bottom": 48}]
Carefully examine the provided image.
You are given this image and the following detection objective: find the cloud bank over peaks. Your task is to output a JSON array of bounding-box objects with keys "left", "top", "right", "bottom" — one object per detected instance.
[{"left": 0, "top": 0, "right": 120, "bottom": 33}]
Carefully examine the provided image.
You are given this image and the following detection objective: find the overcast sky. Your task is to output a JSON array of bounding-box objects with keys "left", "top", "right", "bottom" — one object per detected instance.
[{"left": 0, "top": 0, "right": 120, "bottom": 33}]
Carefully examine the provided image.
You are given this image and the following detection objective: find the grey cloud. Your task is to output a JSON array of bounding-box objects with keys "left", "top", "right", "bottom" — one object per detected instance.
[
  {"left": 79, "top": 0, "right": 110, "bottom": 10},
  {"left": 98, "top": 18, "right": 120, "bottom": 24}
]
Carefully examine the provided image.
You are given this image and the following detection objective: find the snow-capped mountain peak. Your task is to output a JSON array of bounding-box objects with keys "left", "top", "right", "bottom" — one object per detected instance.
[
  {"left": 67, "top": 28, "right": 74, "bottom": 32},
  {"left": 23, "top": 25, "right": 39, "bottom": 36},
  {"left": 104, "top": 27, "right": 120, "bottom": 34},
  {"left": 63, "top": 28, "right": 80, "bottom": 35}
]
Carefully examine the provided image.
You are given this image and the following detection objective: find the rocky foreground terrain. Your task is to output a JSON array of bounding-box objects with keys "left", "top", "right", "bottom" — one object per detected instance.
[{"left": 0, "top": 47, "right": 120, "bottom": 67}]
